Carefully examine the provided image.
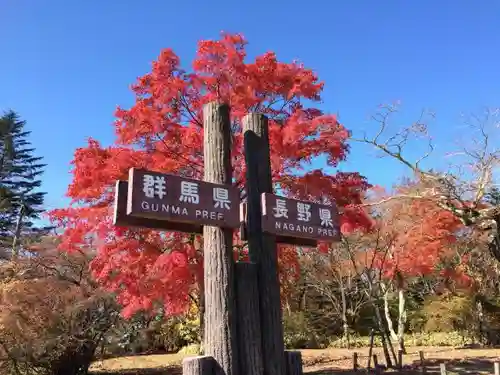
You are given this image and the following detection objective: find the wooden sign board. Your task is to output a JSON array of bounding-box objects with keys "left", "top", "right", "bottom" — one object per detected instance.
[
  {"left": 126, "top": 168, "right": 240, "bottom": 229},
  {"left": 239, "top": 202, "right": 317, "bottom": 247},
  {"left": 261, "top": 193, "right": 341, "bottom": 244},
  {"left": 113, "top": 180, "right": 203, "bottom": 233}
]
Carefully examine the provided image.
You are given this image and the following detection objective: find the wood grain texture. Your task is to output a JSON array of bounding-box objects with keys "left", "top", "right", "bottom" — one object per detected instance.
[
  {"left": 203, "top": 102, "right": 237, "bottom": 375},
  {"left": 235, "top": 262, "right": 263, "bottom": 375},
  {"left": 243, "top": 113, "right": 286, "bottom": 375}
]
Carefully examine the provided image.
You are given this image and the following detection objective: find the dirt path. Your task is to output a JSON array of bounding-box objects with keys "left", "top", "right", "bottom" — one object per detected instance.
[
  {"left": 302, "top": 347, "right": 500, "bottom": 373},
  {"left": 90, "top": 346, "right": 500, "bottom": 374}
]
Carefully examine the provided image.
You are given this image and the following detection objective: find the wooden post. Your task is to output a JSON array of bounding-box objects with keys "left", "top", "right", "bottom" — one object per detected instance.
[
  {"left": 243, "top": 113, "right": 286, "bottom": 375},
  {"left": 494, "top": 362, "right": 500, "bottom": 375},
  {"left": 419, "top": 351, "right": 426, "bottom": 374},
  {"left": 352, "top": 352, "right": 358, "bottom": 371},
  {"left": 284, "top": 351, "right": 303, "bottom": 375},
  {"left": 235, "top": 262, "right": 263, "bottom": 375},
  {"left": 183, "top": 356, "right": 216, "bottom": 375},
  {"left": 203, "top": 102, "right": 238, "bottom": 375},
  {"left": 372, "top": 354, "right": 379, "bottom": 374},
  {"left": 439, "top": 363, "right": 447, "bottom": 375},
  {"left": 397, "top": 349, "right": 403, "bottom": 370},
  {"left": 367, "top": 329, "right": 375, "bottom": 369}
]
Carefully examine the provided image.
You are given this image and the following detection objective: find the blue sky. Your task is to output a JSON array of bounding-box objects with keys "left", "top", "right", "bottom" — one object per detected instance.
[{"left": 1, "top": 0, "right": 499, "bottom": 214}]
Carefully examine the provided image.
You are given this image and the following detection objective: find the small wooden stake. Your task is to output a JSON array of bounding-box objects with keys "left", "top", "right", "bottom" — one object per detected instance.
[
  {"left": 367, "top": 329, "right": 375, "bottom": 368},
  {"left": 439, "top": 363, "right": 447, "bottom": 375},
  {"left": 183, "top": 356, "right": 216, "bottom": 375},
  {"left": 397, "top": 349, "right": 403, "bottom": 370},
  {"left": 352, "top": 352, "right": 358, "bottom": 371},
  {"left": 419, "top": 350, "right": 426, "bottom": 373},
  {"left": 284, "top": 351, "right": 303, "bottom": 375},
  {"left": 494, "top": 362, "right": 500, "bottom": 375}
]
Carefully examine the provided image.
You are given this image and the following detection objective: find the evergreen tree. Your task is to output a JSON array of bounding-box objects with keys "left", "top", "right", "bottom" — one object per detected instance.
[
  {"left": 0, "top": 110, "right": 48, "bottom": 258},
  {"left": 485, "top": 187, "right": 500, "bottom": 206}
]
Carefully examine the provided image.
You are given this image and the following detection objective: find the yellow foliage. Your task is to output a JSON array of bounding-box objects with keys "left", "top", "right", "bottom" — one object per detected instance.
[{"left": 422, "top": 293, "right": 476, "bottom": 333}]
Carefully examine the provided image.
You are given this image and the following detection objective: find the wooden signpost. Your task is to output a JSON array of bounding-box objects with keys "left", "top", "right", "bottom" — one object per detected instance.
[
  {"left": 126, "top": 168, "right": 240, "bottom": 229},
  {"left": 261, "top": 193, "right": 340, "bottom": 243},
  {"left": 113, "top": 102, "right": 340, "bottom": 375},
  {"left": 114, "top": 180, "right": 203, "bottom": 233}
]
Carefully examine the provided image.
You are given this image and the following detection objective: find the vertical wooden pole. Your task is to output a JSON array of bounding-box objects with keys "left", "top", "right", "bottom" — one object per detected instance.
[
  {"left": 397, "top": 349, "right": 403, "bottom": 370},
  {"left": 372, "top": 355, "right": 379, "bottom": 374},
  {"left": 439, "top": 363, "right": 447, "bottom": 375},
  {"left": 494, "top": 362, "right": 500, "bottom": 375},
  {"left": 183, "top": 356, "right": 216, "bottom": 375},
  {"left": 367, "top": 329, "right": 375, "bottom": 368},
  {"left": 235, "top": 262, "right": 263, "bottom": 375},
  {"left": 243, "top": 113, "right": 286, "bottom": 375},
  {"left": 203, "top": 102, "right": 237, "bottom": 375},
  {"left": 419, "top": 351, "right": 426, "bottom": 374},
  {"left": 352, "top": 352, "right": 358, "bottom": 371},
  {"left": 284, "top": 351, "right": 303, "bottom": 375}
]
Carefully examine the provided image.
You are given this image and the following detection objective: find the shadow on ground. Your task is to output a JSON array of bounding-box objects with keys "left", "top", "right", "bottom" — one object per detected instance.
[
  {"left": 94, "top": 366, "right": 182, "bottom": 375},
  {"left": 414, "top": 357, "right": 497, "bottom": 374},
  {"left": 92, "top": 357, "right": 499, "bottom": 375},
  {"left": 306, "top": 356, "right": 498, "bottom": 374}
]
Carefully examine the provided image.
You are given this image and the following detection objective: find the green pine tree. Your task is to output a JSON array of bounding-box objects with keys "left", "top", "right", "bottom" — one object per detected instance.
[
  {"left": 0, "top": 110, "right": 49, "bottom": 258},
  {"left": 485, "top": 187, "right": 500, "bottom": 206}
]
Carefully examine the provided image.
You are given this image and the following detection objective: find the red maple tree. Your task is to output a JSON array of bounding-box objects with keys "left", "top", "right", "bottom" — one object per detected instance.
[
  {"left": 370, "top": 183, "right": 470, "bottom": 286},
  {"left": 49, "top": 33, "right": 371, "bottom": 317}
]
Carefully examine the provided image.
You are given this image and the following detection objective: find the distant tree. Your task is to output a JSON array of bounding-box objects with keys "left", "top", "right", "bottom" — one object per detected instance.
[
  {"left": 300, "top": 245, "right": 368, "bottom": 348},
  {"left": 485, "top": 187, "right": 500, "bottom": 206},
  {"left": 370, "top": 182, "right": 466, "bottom": 353},
  {"left": 0, "top": 110, "right": 49, "bottom": 259},
  {"left": 0, "top": 236, "right": 120, "bottom": 375},
  {"left": 49, "top": 32, "right": 372, "bottom": 318},
  {"left": 352, "top": 105, "right": 500, "bottom": 264},
  {"left": 0, "top": 112, "right": 15, "bottom": 213}
]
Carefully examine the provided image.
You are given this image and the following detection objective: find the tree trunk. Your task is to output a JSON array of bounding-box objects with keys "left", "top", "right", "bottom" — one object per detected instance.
[
  {"left": 300, "top": 283, "right": 307, "bottom": 311},
  {"left": 339, "top": 273, "right": 350, "bottom": 348},
  {"left": 487, "top": 217, "right": 500, "bottom": 262},
  {"left": 382, "top": 284, "right": 398, "bottom": 342},
  {"left": 363, "top": 278, "right": 396, "bottom": 368},
  {"left": 11, "top": 203, "right": 25, "bottom": 261},
  {"left": 52, "top": 341, "right": 97, "bottom": 375},
  {"left": 374, "top": 303, "right": 393, "bottom": 368},
  {"left": 477, "top": 299, "right": 484, "bottom": 344},
  {"left": 202, "top": 102, "right": 237, "bottom": 375},
  {"left": 397, "top": 288, "right": 407, "bottom": 353}
]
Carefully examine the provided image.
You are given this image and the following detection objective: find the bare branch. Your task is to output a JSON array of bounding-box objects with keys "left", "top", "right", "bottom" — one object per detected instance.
[
  {"left": 353, "top": 104, "right": 500, "bottom": 234},
  {"left": 352, "top": 104, "right": 437, "bottom": 180}
]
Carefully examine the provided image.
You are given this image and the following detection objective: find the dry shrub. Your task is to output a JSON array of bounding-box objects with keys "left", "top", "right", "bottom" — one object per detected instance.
[
  {"left": 422, "top": 293, "right": 476, "bottom": 334},
  {"left": 0, "top": 237, "right": 119, "bottom": 375}
]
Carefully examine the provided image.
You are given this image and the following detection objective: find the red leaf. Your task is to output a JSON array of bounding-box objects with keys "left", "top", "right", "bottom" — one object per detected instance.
[{"left": 49, "top": 32, "right": 371, "bottom": 317}]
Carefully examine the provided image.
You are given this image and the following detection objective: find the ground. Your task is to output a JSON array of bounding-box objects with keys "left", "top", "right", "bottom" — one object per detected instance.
[{"left": 90, "top": 346, "right": 500, "bottom": 374}]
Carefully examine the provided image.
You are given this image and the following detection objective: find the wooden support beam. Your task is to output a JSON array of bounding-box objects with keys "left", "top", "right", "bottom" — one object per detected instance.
[
  {"left": 243, "top": 113, "right": 285, "bottom": 375},
  {"left": 203, "top": 102, "right": 238, "bottom": 375},
  {"left": 235, "top": 262, "right": 263, "bottom": 375}
]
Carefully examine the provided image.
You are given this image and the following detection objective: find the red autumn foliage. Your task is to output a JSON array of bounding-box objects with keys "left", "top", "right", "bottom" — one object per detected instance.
[
  {"left": 370, "top": 185, "right": 470, "bottom": 285},
  {"left": 49, "top": 33, "right": 371, "bottom": 318}
]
